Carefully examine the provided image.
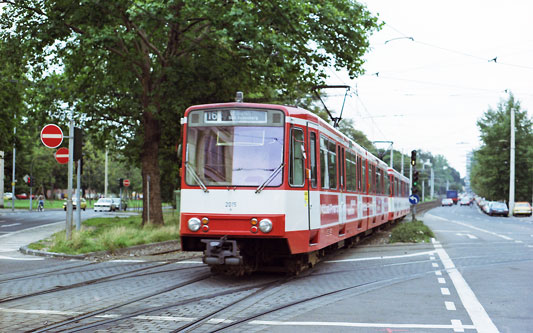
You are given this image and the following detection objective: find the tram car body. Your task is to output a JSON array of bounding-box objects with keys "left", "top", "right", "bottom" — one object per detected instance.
[{"left": 179, "top": 101, "right": 410, "bottom": 272}]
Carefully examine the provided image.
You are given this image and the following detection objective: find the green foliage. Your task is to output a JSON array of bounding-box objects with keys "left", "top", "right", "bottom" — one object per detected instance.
[
  {"left": 31, "top": 213, "right": 180, "bottom": 255},
  {"left": 389, "top": 220, "right": 434, "bottom": 243},
  {"left": 1, "top": 1, "right": 381, "bottom": 223},
  {"left": 470, "top": 94, "right": 532, "bottom": 201}
]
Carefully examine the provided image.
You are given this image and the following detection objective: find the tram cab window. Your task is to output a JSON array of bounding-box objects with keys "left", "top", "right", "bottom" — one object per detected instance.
[{"left": 290, "top": 128, "right": 305, "bottom": 186}]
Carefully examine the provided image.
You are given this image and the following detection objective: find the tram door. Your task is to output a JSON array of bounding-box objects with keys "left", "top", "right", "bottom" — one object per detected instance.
[
  {"left": 307, "top": 128, "right": 318, "bottom": 231},
  {"left": 338, "top": 145, "right": 346, "bottom": 235}
]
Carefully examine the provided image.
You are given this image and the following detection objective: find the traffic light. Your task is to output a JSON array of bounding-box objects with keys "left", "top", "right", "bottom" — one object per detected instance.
[
  {"left": 412, "top": 169, "right": 419, "bottom": 194},
  {"left": 27, "top": 176, "right": 33, "bottom": 187},
  {"left": 119, "top": 178, "right": 124, "bottom": 188},
  {"left": 73, "top": 127, "right": 83, "bottom": 161},
  {"left": 410, "top": 150, "right": 417, "bottom": 166}
]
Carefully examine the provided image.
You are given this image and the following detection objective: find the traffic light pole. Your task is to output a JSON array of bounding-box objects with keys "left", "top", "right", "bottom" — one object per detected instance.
[
  {"left": 66, "top": 110, "right": 74, "bottom": 240},
  {"left": 76, "top": 159, "right": 81, "bottom": 231}
]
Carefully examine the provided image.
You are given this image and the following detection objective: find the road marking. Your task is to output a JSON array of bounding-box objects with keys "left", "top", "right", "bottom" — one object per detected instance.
[
  {"left": 435, "top": 270, "right": 442, "bottom": 276},
  {"left": 430, "top": 256, "right": 436, "bottom": 260},
  {"left": 0, "top": 221, "right": 63, "bottom": 239},
  {"left": 325, "top": 250, "right": 436, "bottom": 263},
  {"left": 432, "top": 238, "right": 499, "bottom": 333},
  {"left": 438, "top": 278, "right": 446, "bottom": 284},
  {"left": 249, "top": 320, "right": 476, "bottom": 331},
  {"left": 456, "top": 233, "right": 478, "bottom": 239},
  {"left": 441, "top": 288, "right": 450, "bottom": 295},
  {"left": 432, "top": 262, "right": 439, "bottom": 268},
  {"left": 0, "top": 223, "right": 21, "bottom": 228},
  {"left": 515, "top": 240, "right": 523, "bottom": 243},
  {"left": 429, "top": 214, "right": 513, "bottom": 241},
  {"left": 446, "top": 301, "right": 457, "bottom": 311},
  {"left": 0, "top": 255, "right": 44, "bottom": 261},
  {"left": 451, "top": 319, "right": 465, "bottom": 332},
  {"left": 0, "top": 308, "right": 478, "bottom": 331}
]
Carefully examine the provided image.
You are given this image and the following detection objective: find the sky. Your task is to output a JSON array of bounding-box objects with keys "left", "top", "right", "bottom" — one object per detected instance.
[{"left": 325, "top": 0, "right": 533, "bottom": 178}]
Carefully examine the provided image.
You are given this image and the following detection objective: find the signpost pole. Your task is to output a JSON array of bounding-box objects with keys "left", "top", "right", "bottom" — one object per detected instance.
[
  {"left": 66, "top": 110, "right": 74, "bottom": 240},
  {"left": 76, "top": 159, "right": 81, "bottom": 231}
]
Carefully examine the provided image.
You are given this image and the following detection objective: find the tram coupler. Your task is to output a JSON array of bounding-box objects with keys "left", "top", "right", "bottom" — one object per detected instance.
[{"left": 201, "top": 236, "right": 243, "bottom": 265}]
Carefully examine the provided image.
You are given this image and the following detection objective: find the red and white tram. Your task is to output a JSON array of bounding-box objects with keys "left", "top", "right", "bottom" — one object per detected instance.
[{"left": 179, "top": 100, "right": 410, "bottom": 273}]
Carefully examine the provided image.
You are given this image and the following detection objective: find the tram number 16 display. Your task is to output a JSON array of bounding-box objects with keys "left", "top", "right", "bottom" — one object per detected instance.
[{"left": 205, "top": 110, "right": 267, "bottom": 123}]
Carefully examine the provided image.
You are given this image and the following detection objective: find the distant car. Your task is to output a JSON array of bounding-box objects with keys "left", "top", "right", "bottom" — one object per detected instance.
[
  {"left": 487, "top": 202, "right": 509, "bottom": 217},
  {"left": 16, "top": 193, "right": 36, "bottom": 199},
  {"left": 512, "top": 202, "right": 532, "bottom": 217},
  {"left": 459, "top": 197, "right": 471, "bottom": 206},
  {"left": 3, "top": 192, "right": 13, "bottom": 200},
  {"left": 94, "top": 198, "right": 116, "bottom": 212},
  {"left": 110, "top": 198, "right": 128, "bottom": 211},
  {"left": 441, "top": 198, "right": 453, "bottom": 206},
  {"left": 63, "top": 198, "right": 87, "bottom": 211}
]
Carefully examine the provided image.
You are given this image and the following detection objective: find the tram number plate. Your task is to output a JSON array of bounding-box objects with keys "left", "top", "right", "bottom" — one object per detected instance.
[{"left": 225, "top": 201, "right": 237, "bottom": 209}]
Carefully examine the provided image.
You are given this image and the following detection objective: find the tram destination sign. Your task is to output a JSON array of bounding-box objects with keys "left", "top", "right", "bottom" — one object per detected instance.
[{"left": 205, "top": 110, "right": 267, "bottom": 124}]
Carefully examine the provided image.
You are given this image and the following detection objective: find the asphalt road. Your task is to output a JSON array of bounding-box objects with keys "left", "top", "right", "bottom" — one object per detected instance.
[{"left": 0, "top": 205, "right": 531, "bottom": 332}]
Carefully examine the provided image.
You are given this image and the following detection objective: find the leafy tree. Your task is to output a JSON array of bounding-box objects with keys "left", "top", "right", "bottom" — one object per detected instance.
[
  {"left": 1, "top": 0, "right": 380, "bottom": 224},
  {"left": 470, "top": 94, "right": 532, "bottom": 202}
]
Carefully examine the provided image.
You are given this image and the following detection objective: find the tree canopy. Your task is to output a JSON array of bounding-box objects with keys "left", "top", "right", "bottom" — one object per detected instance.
[
  {"left": 1, "top": 0, "right": 381, "bottom": 224},
  {"left": 470, "top": 94, "right": 533, "bottom": 202}
]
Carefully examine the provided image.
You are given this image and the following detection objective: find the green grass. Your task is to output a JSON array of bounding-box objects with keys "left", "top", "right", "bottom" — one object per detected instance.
[
  {"left": 30, "top": 213, "right": 180, "bottom": 255},
  {"left": 389, "top": 220, "right": 435, "bottom": 243}
]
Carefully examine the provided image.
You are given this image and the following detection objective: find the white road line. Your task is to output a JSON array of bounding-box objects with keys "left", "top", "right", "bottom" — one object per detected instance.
[
  {"left": 428, "top": 214, "right": 513, "bottom": 241},
  {"left": 0, "top": 223, "right": 21, "bottom": 228},
  {"left": 432, "top": 238, "right": 499, "bottom": 333},
  {"left": 0, "top": 308, "right": 478, "bottom": 331},
  {"left": 446, "top": 301, "right": 457, "bottom": 311},
  {"left": 430, "top": 256, "right": 436, "bottom": 260},
  {"left": 441, "top": 288, "right": 450, "bottom": 295},
  {"left": 432, "top": 262, "right": 439, "bottom": 268},
  {"left": 0, "top": 255, "right": 44, "bottom": 261},
  {"left": 438, "top": 278, "right": 446, "bottom": 284},
  {"left": 249, "top": 320, "right": 476, "bottom": 331},
  {"left": 325, "top": 250, "right": 436, "bottom": 263},
  {"left": 435, "top": 270, "right": 442, "bottom": 276}
]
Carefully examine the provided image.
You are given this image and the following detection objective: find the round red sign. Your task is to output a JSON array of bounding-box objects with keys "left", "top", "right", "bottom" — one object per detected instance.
[
  {"left": 123, "top": 179, "right": 130, "bottom": 187},
  {"left": 41, "top": 124, "right": 64, "bottom": 148},
  {"left": 55, "top": 147, "right": 69, "bottom": 164}
]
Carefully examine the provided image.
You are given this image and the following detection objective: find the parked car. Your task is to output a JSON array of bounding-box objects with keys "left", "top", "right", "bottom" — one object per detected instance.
[
  {"left": 487, "top": 202, "right": 509, "bottom": 217},
  {"left": 15, "top": 193, "right": 35, "bottom": 199},
  {"left": 512, "top": 202, "right": 532, "bottom": 216},
  {"left": 63, "top": 197, "right": 87, "bottom": 211},
  {"left": 3, "top": 192, "right": 13, "bottom": 200},
  {"left": 111, "top": 198, "right": 128, "bottom": 211},
  {"left": 94, "top": 198, "right": 116, "bottom": 212},
  {"left": 441, "top": 198, "right": 453, "bottom": 206},
  {"left": 459, "top": 197, "right": 471, "bottom": 206}
]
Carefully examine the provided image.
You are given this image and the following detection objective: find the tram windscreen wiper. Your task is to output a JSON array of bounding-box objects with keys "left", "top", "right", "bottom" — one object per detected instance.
[
  {"left": 255, "top": 163, "right": 284, "bottom": 194},
  {"left": 185, "top": 162, "right": 209, "bottom": 193}
]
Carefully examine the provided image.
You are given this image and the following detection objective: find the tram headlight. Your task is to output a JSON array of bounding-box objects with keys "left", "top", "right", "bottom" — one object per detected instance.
[
  {"left": 188, "top": 217, "right": 201, "bottom": 232},
  {"left": 258, "top": 219, "right": 273, "bottom": 233}
]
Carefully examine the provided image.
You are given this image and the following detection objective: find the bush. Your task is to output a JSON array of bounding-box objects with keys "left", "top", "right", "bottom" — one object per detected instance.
[{"left": 390, "top": 220, "right": 434, "bottom": 243}]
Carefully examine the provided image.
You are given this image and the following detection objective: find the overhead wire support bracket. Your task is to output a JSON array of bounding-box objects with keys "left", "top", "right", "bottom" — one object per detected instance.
[{"left": 312, "top": 85, "right": 350, "bottom": 128}]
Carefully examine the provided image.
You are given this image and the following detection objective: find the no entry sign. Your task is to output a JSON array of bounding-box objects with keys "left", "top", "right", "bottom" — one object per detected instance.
[
  {"left": 55, "top": 147, "right": 69, "bottom": 164},
  {"left": 123, "top": 179, "right": 130, "bottom": 187},
  {"left": 41, "top": 124, "right": 64, "bottom": 148}
]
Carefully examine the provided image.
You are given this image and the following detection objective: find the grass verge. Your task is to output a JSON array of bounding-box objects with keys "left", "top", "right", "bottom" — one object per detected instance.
[
  {"left": 389, "top": 220, "right": 434, "bottom": 243},
  {"left": 28, "top": 213, "right": 180, "bottom": 255}
]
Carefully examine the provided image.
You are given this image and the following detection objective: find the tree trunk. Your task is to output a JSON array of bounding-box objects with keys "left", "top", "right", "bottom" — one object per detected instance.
[{"left": 141, "top": 110, "right": 164, "bottom": 225}]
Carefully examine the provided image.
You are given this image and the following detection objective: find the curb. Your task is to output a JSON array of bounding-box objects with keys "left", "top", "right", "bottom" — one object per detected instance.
[{"left": 19, "top": 239, "right": 181, "bottom": 261}]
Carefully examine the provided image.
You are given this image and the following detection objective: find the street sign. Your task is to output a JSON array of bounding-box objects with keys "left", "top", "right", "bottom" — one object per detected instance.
[
  {"left": 55, "top": 147, "right": 69, "bottom": 164},
  {"left": 23, "top": 174, "right": 30, "bottom": 183},
  {"left": 409, "top": 194, "right": 420, "bottom": 205},
  {"left": 41, "top": 124, "right": 64, "bottom": 148},
  {"left": 123, "top": 179, "right": 130, "bottom": 187}
]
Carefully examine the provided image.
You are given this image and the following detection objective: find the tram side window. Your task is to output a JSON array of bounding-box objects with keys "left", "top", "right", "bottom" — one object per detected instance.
[
  {"left": 385, "top": 172, "right": 390, "bottom": 196},
  {"left": 357, "top": 156, "right": 362, "bottom": 191},
  {"left": 320, "top": 136, "right": 328, "bottom": 188},
  {"left": 346, "top": 151, "right": 357, "bottom": 192},
  {"left": 328, "top": 140, "right": 337, "bottom": 189},
  {"left": 376, "top": 168, "right": 381, "bottom": 195},
  {"left": 309, "top": 132, "right": 317, "bottom": 188},
  {"left": 289, "top": 128, "right": 305, "bottom": 186},
  {"left": 362, "top": 160, "right": 367, "bottom": 193}
]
